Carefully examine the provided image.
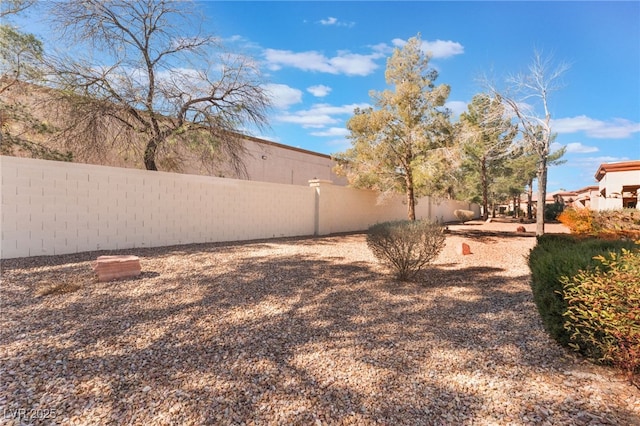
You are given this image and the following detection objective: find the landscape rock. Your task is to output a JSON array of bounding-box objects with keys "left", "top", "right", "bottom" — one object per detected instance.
[
  {"left": 458, "top": 242, "right": 472, "bottom": 255},
  {"left": 92, "top": 255, "right": 141, "bottom": 282}
]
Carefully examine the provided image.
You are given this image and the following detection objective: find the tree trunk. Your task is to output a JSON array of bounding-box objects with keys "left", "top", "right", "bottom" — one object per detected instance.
[
  {"left": 481, "top": 157, "right": 489, "bottom": 220},
  {"left": 527, "top": 179, "right": 533, "bottom": 220},
  {"left": 144, "top": 139, "right": 159, "bottom": 171},
  {"left": 536, "top": 159, "right": 548, "bottom": 236},
  {"left": 406, "top": 185, "right": 416, "bottom": 221},
  {"left": 404, "top": 162, "right": 417, "bottom": 221}
]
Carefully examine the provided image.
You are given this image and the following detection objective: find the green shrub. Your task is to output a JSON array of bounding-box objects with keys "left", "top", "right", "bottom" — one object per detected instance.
[
  {"left": 544, "top": 202, "right": 564, "bottom": 222},
  {"left": 528, "top": 234, "right": 636, "bottom": 346},
  {"left": 562, "top": 248, "right": 640, "bottom": 378},
  {"left": 367, "top": 220, "right": 446, "bottom": 281},
  {"left": 454, "top": 209, "right": 475, "bottom": 224}
]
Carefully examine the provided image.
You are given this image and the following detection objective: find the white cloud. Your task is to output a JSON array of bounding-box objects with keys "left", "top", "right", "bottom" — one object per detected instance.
[
  {"left": 306, "top": 103, "right": 369, "bottom": 115},
  {"left": 275, "top": 112, "right": 337, "bottom": 128},
  {"left": 264, "top": 48, "right": 382, "bottom": 76},
  {"left": 310, "top": 127, "right": 349, "bottom": 137},
  {"left": 318, "top": 16, "right": 355, "bottom": 27},
  {"left": 274, "top": 102, "right": 369, "bottom": 128},
  {"left": 552, "top": 115, "right": 640, "bottom": 138},
  {"left": 307, "top": 85, "right": 332, "bottom": 97},
  {"left": 320, "top": 16, "right": 337, "bottom": 25},
  {"left": 262, "top": 83, "right": 302, "bottom": 110},
  {"left": 576, "top": 156, "right": 630, "bottom": 164},
  {"left": 565, "top": 142, "right": 599, "bottom": 154},
  {"left": 570, "top": 155, "right": 631, "bottom": 173},
  {"left": 392, "top": 38, "right": 464, "bottom": 59},
  {"left": 421, "top": 40, "right": 465, "bottom": 59}
]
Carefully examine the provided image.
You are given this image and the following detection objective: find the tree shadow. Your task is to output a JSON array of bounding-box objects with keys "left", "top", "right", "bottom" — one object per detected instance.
[
  {"left": 447, "top": 228, "right": 535, "bottom": 242},
  {"left": 2, "top": 235, "right": 638, "bottom": 424}
]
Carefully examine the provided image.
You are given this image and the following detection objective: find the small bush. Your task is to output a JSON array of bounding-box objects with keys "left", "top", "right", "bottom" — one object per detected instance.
[
  {"left": 454, "top": 209, "right": 475, "bottom": 224},
  {"left": 558, "top": 208, "right": 640, "bottom": 240},
  {"left": 367, "top": 220, "right": 446, "bottom": 281},
  {"left": 562, "top": 248, "right": 640, "bottom": 378},
  {"left": 528, "top": 234, "right": 636, "bottom": 346},
  {"left": 544, "top": 202, "right": 564, "bottom": 222},
  {"left": 558, "top": 208, "right": 594, "bottom": 234}
]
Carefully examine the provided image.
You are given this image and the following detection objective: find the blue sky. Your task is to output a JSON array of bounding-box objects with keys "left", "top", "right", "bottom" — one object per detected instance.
[
  {"left": 15, "top": 1, "right": 640, "bottom": 192},
  {"left": 204, "top": 1, "right": 640, "bottom": 192}
]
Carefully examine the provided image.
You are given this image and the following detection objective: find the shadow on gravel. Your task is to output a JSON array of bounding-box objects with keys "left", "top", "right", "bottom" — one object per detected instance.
[
  {"left": 2, "top": 235, "right": 638, "bottom": 425},
  {"left": 446, "top": 228, "right": 536, "bottom": 242}
]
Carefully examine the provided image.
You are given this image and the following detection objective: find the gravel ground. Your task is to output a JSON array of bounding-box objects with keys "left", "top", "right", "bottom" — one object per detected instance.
[{"left": 1, "top": 221, "right": 639, "bottom": 425}]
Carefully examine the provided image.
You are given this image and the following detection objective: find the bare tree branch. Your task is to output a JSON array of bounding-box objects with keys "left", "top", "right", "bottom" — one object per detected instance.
[
  {"left": 489, "top": 51, "right": 570, "bottom": 235},
  {"left": 45, "top": 0, "right": 271, "bottom": 173}
]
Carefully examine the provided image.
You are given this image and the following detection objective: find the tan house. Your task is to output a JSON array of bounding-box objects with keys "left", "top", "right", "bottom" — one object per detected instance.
[
  {"left": 540, "top": 186, "right": 601, "bottom": 211},
  {"left": 1, "top": 79, "right": 347, "bottom": 187},
  {"left": 568, "top": 186, "right": 600, "bottom": 210},
  {"left": 211, "top": 135, "right": 348, "bottom": 186},
  {"left": 594, "top": 160, "right": 640, "bottom": 210}
]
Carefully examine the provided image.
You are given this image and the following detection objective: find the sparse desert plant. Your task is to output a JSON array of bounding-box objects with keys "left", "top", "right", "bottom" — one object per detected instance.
[
  {"left": 367, "top": 220, "right": 446, "bottom": 281},
  {"left": 454, "top": 209, "right": 475, "bottom": 224}
]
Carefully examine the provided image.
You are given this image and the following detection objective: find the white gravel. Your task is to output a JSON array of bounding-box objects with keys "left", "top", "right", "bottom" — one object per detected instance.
[{"left": 1, "top": 221, "right": 638, "bottom": 425}]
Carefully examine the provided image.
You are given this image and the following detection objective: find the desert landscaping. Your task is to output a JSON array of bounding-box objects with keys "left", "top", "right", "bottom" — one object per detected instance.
[{"left": 1, "top": 221, "right": 639, "bottom": 425}]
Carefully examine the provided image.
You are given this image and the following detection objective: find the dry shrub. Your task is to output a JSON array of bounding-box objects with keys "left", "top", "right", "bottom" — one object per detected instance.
[
  {"left": 558, "top": 208, "right": 594, "bottom": 234},
  {"left": 35, "top": 281, "right": 82, "bottom": 297},
  {"left": 367, "top": 220, "right": 445, "bottom": 281},
  {"left": 454, "top": 209, "right": 475, "bottom": 224}
]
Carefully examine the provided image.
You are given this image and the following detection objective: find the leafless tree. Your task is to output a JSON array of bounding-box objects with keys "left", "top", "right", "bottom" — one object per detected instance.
[
  {"left": 490, "top": 51, "right": 570, "bottom": 235},
  {"left": 0, "top": 0, "right": 35, "bottom": 18},
  {"left": 46, "top": 0, "right": 270, "bottom": 173}
]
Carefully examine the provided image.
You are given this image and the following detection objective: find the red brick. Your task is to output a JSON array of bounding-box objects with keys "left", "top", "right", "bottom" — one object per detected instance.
[{"left": 93, "top": 255, "right": 141, "bottom": 282}]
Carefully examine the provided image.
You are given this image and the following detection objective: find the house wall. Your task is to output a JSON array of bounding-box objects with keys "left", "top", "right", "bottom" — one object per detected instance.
[
  {"left": 1, "top": 156, "right": 480, "bottom": 259},
  {"left": 598, "top": 169, "right": 640, "bottom": 210},
  {"left": 238, "top": 138, "right": 348, "bottom": 186},
  {"left": 1, "top": 80, "right": 348, "bottom": 187}
]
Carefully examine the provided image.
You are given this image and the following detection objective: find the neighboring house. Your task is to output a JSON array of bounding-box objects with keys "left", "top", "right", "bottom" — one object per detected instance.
[
  {"left": 515, "top": 161, "right": 640, "bottom": 215},
  {"left": 539, "top": 187, "right": 601, "bottom": 211},
  {"left": 516, "top": 191, "right": 575, "bottom": 217},
  {"left": 594, "top": 160, "right": 640, "bottom": 210},
  {"left": 212, "top": 134, "right": 348, "bottom": 186},
  {"left": 1, "top": 80, "right": 348, "bottom": 187},
  {"left": 568, "top": 186, "right": 600, "bottom": 210}
]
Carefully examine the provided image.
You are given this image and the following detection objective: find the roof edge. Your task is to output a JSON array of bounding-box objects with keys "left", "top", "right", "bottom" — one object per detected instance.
[{"left": 594, "top": 160, "right": 640, "bottom": 181}]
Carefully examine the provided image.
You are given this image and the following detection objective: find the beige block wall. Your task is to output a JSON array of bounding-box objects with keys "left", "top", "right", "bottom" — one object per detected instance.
[
  {"left": 1, "top": 156, "right": 316, "bottom": 258},
  {"left": 311, "top": 180, "right": 480, "bottom": 235},
  {"left": 1, "top": 156, "right": 480, "bottom": 259}
]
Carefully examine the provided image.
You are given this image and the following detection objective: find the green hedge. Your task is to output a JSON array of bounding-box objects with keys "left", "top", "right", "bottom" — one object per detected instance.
[
  {"left": 527, "top": 234, "right": 636, "bottom": 346},
  {"left": 562, "top": 248, "right": 640, "bottom": 376}
]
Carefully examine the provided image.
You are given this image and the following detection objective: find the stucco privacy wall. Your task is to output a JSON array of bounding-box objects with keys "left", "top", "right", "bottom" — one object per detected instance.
[{"left": 1, "top": 156, "right": 480, "bottom": 259}]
